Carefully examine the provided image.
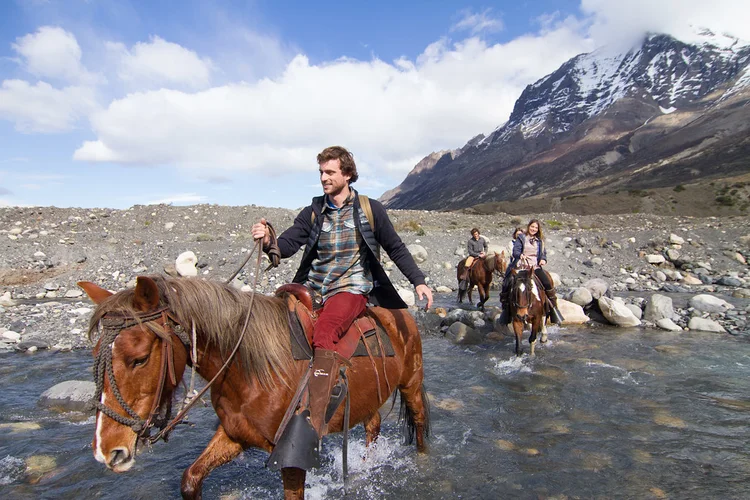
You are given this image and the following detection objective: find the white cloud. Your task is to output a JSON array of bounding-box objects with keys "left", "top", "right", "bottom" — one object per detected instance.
[
  {"left": 74, "top": 20, "right": 591, "bottom": 180},
  {"left": 451, "top": 9, "right": 504, "bottom": 35},
  {"left": 12, "top": 26, "right": 102, "bottom": 84},
  {"left": 108, "top": 36, "right": 213, "bottom": 89},
  {"left": 0, "top": 79, "right": 98, "bottom": 133}
]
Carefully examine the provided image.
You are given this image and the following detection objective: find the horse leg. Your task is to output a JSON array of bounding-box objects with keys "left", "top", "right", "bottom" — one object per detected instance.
[
  {"left": 513, "top": 319, "right": 523, "bottom": 356},
  {"left": 364, "top": 411, "right": 381, "bottom": 447},
  {"left": 281, "top": 467, "right": 306, "bottom": 500},
  {"left": 181, "top": 425, "right": 244, "bottom": 500},
  {"left": 399, "top": 380, "right": 429, "bottom": 453},
  {"left": 529, "top": 323, "right": 538, "bottom": 357},
  {"left": 540, "top": 316, "right": 548, "bottom": 343}
]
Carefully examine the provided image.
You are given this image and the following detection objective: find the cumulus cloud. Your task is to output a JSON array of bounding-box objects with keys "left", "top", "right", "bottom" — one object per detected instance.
[
  {"left": 108, "top": 36, "right": 213, "bottom": 89},
  {"left": 12, "top": 26, "right": 102, "bottom": 84},
  {"left": 0, "top": 80, "right": 98, "bottom": 132},
  {"left": 74, "top": 20, "right": 591, "bottom": 180},
  {"left": 451, "top": 8, "right": 504, "bottom": 35}
]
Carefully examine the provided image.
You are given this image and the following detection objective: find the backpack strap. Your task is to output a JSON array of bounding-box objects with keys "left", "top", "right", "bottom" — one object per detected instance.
[{"left": 311, "top": 193, "right": 375, "bottom": 232}]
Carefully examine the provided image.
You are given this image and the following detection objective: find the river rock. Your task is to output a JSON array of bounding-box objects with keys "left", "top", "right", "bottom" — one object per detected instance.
[
  {"left": 598, "top": 296, "right": 641, "bottom": 327},
  {"left": 669, "top": 234, "right": 685, "bottom": 245},
  {"left": 716, "top": 277, "right": 742, "bottom": 287},
  {"left": 407, "top": 244, "right": 428, "bottom": 263},
  {"left": 682, "top": 274, "right": 702, "bottom": 285},
  {"left": 689, "top": 294, "right": 734, "bottom": 313},
  {"left": 656, "top": 318, "right": 682, "bottom": 331},
  {"left": 447, "top": 321, "right": 484, "bottom": 345},
  {"left": 583, "top": 279, "right": 609, "bottom": 300},
  {"left": 625, "top": 304, "right": 643, "bottom": 320},
  {"left": 688, "top": 317, "right": 726, "bottom": 333},
  {"left": 0, "top": 291, "right": 17, "bottom": 307},
  {"left": 558, "top": 299, "right": 590, "bottom": 324},
  {"left": 175, "top": 251, "right": 198, "bottom": 277},
  {"left": 646, "top": 254, "right": 666, "bottom": 265},
  {"left": 566, "top": 287, "right": 593, "bottom": 307},
  {"left": 644, "top": 294, "right": 676, "bottom": 322},
  {"left": 397, "top": 287, "right": 416, "bottom": 307},
  {"left": 39, "top": 380, "right": 96, "bottom": 411}
]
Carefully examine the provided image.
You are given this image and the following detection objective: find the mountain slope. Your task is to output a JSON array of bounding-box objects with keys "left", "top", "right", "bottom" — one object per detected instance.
[{"left": 381, "top": 30, "right": 750, "bottom": 213}]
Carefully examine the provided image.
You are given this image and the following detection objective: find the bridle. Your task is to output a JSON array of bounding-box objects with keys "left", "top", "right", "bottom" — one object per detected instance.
[
  {"left": 89, "top": 307, "right": 191, "bottom": 445},
  {"left": 511, "top": 270, "right": 533, "bottom": 321}
]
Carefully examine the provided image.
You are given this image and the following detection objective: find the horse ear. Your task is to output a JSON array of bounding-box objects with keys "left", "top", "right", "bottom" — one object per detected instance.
[
  {"left": 133, "top": 276, "right": 161, "bottom": 311},
  {"left": 78, "top": 281, "right": 113, "bottom": 304}
]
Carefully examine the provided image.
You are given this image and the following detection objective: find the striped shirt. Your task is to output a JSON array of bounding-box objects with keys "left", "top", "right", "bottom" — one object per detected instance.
[{"left": 307, "top": 191, "right": 373, "bottom": 301}]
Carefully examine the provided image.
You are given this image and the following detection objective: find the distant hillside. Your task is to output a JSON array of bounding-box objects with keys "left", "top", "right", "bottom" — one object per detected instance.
[{"left": 381, "top": 29, "right": 750, "bottom": 216}]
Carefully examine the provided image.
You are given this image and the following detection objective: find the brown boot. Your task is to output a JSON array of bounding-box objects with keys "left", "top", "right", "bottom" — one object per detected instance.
[
  {"left": 546, "top": 288, "right": 564, "bottom": 325},
  {"left": 308, "top": 349, "right": 348, "bottom": 438}
]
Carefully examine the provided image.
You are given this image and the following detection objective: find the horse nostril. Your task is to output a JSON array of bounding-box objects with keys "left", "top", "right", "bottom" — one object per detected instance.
[{"left": 108, "top": 447, "right": 130, "bottom": 467}]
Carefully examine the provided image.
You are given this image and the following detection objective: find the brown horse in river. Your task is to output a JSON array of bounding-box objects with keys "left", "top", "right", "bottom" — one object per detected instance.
[
  {"left": 79, "top": 275, "right": 429, "bottom": 499},
  {"left": 507, "top": 268, "right": 548, "bottom": 356},
  {"left": 456, "top": 251, "right": 507, "bottom": 308}
]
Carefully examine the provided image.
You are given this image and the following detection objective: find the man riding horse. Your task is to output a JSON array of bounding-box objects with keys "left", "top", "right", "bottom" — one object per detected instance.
[
  {"left": 459, "top": 228, "right": 487, "bottom": 290},
  {"left": 252, "top": 146, "right": 433, "bottom": 468}
]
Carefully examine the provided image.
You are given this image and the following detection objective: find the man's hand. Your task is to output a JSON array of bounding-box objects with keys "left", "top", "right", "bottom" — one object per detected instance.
[
  {"left": 539, "top": 259, "right": 547, "bottom": 266},
  {"left": 251, "top": 218, "right": 271, "bottom": 246},
  {"left": 479, "top": 251, "right": 486, "bottom": 258},
  {"left": 415, "top": 284, "right": 433, "bottom": 310}
]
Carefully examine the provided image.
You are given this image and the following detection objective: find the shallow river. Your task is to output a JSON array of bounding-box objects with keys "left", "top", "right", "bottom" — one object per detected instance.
[{"left": 2, "top": 322, "right": 750, "bottom": 499}]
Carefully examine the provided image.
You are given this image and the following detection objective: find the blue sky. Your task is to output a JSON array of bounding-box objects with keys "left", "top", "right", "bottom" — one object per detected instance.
[{"left": 1, "top": 0, "right": 748, "bottom": 209}]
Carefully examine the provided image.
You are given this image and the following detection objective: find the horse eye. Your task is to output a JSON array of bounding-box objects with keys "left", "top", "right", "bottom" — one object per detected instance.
[{"left": 133, "top": 355, "right": 149, "bottom": 367}]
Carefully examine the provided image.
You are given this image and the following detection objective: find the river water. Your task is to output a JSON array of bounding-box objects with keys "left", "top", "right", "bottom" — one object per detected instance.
[{"left": 2, "top": 322, "right": 750, "bottom": 499}]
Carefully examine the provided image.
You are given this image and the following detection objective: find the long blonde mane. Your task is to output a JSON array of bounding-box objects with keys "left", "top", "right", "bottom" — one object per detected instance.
[{"left": 87, "top": 276, "right": 293, "bottom": 388}]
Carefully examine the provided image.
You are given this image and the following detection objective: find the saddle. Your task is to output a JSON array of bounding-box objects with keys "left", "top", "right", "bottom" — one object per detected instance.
[{"left": 275, "top": 284, "right": 395, "bottom": 361}]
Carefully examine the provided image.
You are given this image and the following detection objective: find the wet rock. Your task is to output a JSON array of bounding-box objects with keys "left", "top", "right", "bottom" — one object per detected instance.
[
  {"left": 558, "top": 299, "right": 589, "bottom": 324},
  {"left": 716, "top": 276, "right": 742, "bottom": 287},
  {"left": 446, "top": 321, "right": 484, "bottom": 345},
  {"left": 656, "top": 318, "right": 682, "bottom": 331},
  {"left": 39, "top": 380, "right": 96, "bottom": 412},
  {"left": 688, "top": 317, "right": 726, "bottom": 333},
  {"left": 625, "top": 304, "right": 643, "bottom": 320},
  {"left": 583, "top": 278, "right": 609, "bottom": 300},
  {"left": 16, "top": 339, "right": 51, "bottom": 351},
  {"left": 598, "top": 296, "right": 641, "bottom": 327},
  {"left": 689, "top": 294, "right": 735, "bottom": 313}
]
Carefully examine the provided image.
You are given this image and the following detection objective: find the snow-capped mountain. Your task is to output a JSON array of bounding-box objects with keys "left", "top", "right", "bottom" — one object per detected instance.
[{"left": 380, "top": 30, "right": 750, "bottom": 212}]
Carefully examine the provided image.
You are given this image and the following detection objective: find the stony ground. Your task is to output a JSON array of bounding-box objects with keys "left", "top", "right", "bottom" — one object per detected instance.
[{"left": 1, "top": 204, "right": 749, "bottom": 351}]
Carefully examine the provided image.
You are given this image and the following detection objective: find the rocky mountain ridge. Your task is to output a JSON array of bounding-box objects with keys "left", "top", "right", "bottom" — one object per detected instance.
[{"left": 381, "top": 30, "right": 750, "bottom": 214}]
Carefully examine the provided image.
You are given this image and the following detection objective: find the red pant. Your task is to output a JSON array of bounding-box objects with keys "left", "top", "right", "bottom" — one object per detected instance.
[{"left": 312, "top": 292, "right": 368, "bottom": 350}]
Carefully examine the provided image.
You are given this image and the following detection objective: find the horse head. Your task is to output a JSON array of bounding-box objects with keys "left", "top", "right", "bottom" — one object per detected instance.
[
  {"left": 491, "top": 251, "right": 507, "bottom": 274},
  {"left": 510, "top": 269, "right": 534, "bottom": 322},
  {"left": 79, "top": 277, "right": 189, "bottom": 473}
]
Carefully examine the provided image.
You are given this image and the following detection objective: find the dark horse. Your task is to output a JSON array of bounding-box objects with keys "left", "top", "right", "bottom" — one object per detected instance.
[
  {"left": 456, "top": 251, "right": 507, "bottom": 308},
  {"left": 507, "top": 269, "right": 548, "bottom": 356},
  {"left": 79, "top": 276, "right": 429, "bottom": 500}
]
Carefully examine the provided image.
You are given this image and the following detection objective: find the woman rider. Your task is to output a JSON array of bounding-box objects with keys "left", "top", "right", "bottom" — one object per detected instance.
[{"left": 499, "top": 219, "right": 563, "bottom": 325}]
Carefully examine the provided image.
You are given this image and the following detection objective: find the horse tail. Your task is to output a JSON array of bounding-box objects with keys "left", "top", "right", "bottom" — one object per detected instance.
[{"left": 397, "top": 383, "right": 431, "bottom": 445}]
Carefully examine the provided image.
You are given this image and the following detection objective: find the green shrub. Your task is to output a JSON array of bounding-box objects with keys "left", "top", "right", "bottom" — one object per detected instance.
[
  {"left": 545, "top": 219, "right": 563, "bottom": 229},
  {"left": 673, "top": 184, "right": 685, "bottom": 192},
  {"left": 715, "top": 195, "right": 735, "bottom": 207},
  {"left": 195, "top": 233, "right": 216, "bottom": 242}
]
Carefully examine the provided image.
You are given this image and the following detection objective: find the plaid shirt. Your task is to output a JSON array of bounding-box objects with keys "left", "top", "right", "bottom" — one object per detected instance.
[{"left": 307, "top": 191, "right": 373, "bottom": 301}]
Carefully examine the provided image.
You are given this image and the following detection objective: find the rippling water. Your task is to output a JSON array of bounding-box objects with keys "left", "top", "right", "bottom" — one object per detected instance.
[{"left": 2, "top": 323, "right": 750, "bottom": 499}]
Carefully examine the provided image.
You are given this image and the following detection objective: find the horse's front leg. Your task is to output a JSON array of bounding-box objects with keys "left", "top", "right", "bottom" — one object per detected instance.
[
  {"left": 281, "top": 467, "right": 306, "bottom": 500},
  {"left": 529, "top": 321, "right": 539, "bottom": 357},
  {"left": 512, "top": 319, "right": 524, "bottom": 356},
  {"left": 181, "top": 424, "right": 244, "bottom": 500}
]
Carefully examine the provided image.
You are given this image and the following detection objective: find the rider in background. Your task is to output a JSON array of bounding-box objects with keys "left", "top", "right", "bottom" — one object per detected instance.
[
  {"left": 499, "top": 219, "right": 563, "bottom": 325},
  {"left": 459, "top": 228, "right": 487, "bottom": 289},
  {"left": 507, "top": 227, "right": 524, "bottom": 258}
]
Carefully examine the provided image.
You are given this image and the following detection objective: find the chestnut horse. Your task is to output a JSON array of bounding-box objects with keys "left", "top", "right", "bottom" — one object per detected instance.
[
  {"left": 79, "top": 275, "right": 429, "bottom": 500},
  {"left": 456, "top": 251, "right": 507, "bottom": 309},
  {"left": 507, "top": 269, "right": 548, "bottom": 356}
]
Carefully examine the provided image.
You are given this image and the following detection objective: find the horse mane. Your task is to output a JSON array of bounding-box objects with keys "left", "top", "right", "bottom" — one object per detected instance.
[{"left": 87, "top": 276, "right": 294, "bottom": 389}]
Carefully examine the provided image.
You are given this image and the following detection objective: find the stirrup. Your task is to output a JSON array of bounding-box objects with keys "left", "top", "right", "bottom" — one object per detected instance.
[
  {"left": 325, "top": 375, "right": 348, "bottom": 424},
  {"left": 266, "top": 409, "right": 321, "bottom": 471}
]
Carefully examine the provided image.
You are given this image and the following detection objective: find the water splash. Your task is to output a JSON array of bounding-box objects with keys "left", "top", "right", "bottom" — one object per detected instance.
[
  {"left": 0, "top": 455, "right": 24, "bottom": 485},
  {"left": 490, "top": 355, "right": 533, "bottom": 375}
]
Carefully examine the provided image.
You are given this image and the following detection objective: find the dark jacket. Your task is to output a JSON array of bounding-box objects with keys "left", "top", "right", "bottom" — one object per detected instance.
[
  {"left": 467, "top": 237, "right": 487, "bottom": 257},
  {"left": 506, "top": 235, "right": 547, "bottom": 277},
  {"left": 274, "top": 191, "right": 426, "bottom": 309}
]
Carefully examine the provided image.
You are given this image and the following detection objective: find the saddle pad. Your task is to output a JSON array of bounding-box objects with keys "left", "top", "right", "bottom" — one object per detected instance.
[{"left": 287, "top": 312, "right": 395, "bottom": 361}]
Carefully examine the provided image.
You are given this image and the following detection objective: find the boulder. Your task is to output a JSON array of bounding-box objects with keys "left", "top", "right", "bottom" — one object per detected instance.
[
  {"left": 669, "top": 234, "right": 685, "bottom": 245},
  {"left": 558, "top": 299, "right": 590, "bottom": 324},
  {"left": 567, "top": 287, "right": 593, "bottom": 307},
  {"left": 625, "top": 304, "right": 643, "bottom": 320},
  {"left": 407, "top": 244, "right": 428, "bottom": 264},
  {"left": 644, "top": 294, "right": 676, "bottom": 322},
  {"left": 446, "top": 322, "right": 484, "bottom": 345},
  {"left": 582, "top": 279, "right": 609, "bottom": 300},
  {"left": 397, "top": 288, "right": 416, "bottom": 307},
  {"left": 689, "top": 294, "right": 734, "bottom": 313},
  {"left": 598, "top": 296, "right": 641, "bottom": 327},
  {"left": 682, "top": 274, "right": 702, "bottom": 286},
  {"left": 687, "top": 317, "right": 726, "bottom": 333},
  {"left": 175, "top": 251, "right": 198, "bottom": 277},
  {"left": 656, "top": 318, "right": 682, "bottom": 331},
  {"left": 646, "top": 254, "right": 666, "bottom": 265},
  {"left": 39, "top": 380, "right": 96, "bottom": 412}
]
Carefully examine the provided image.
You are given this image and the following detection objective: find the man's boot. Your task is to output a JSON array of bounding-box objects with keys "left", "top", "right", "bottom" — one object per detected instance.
[
  {"left": 308, "top": 349, "right": 348, "bottom": 438},
  {"left": 498, "top": 289, "right": 511, "bottom": 324},
  {"left": 546, "top": 288, "right": 564, "bottom": 325}
]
